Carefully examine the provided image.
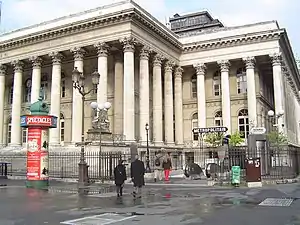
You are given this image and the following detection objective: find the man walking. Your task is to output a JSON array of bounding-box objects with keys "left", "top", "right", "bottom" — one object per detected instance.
[
  {"left": 130, "top": 155, "right": 145, "bottom": 198},
  {"left": 154, "top": 149, "right": 163, "bottom": 182}
]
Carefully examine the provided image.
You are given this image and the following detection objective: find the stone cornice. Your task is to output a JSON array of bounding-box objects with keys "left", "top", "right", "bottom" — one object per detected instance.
[
  {"left": 0, "top": 8, "right": 182, "bottom": 53},
  {"left": 183, "top": 30, "right": 282, "bottom": 53}
]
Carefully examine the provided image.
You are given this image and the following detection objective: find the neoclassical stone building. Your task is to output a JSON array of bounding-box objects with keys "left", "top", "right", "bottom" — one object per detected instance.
[{"left": 0, "top": 0, "right": 300, "bottom": 150}]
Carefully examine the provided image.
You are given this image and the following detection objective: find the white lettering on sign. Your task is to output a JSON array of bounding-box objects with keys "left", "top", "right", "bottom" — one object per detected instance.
[
  {"left": 250, "top": 127, "right": 266, "bottom": 135},
  {"left": 27, "top": 117, "right": 52, "bottom": 125}
]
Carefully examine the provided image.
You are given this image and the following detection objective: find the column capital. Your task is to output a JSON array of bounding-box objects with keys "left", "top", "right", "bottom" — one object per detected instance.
[
  {"left": 243, "top": 56, "right": 256, "bottom": 69},
  {"left": 94, "top": 42, "right": 110, "bottom": 57},
  {"left": 217, "top": 60, "right": 230, "bottom": 72},
  {"left": 70, "top": 47, "right": 86, "bottom": 60},
  {"left": 49, "top": 52, "right": 63, "bottom": 64},
  {"left": 174, "top": 67, "right": 183, "bottom": 78},
  {"left": 270, "top": 53, "right": 282, "bottom": 66},
  {"left": 153, "top": 54, "right": 163, "bottom": 67},
  {"left": 29, "top": 56, "right": 43, "bottom": 68},
  {"left": 11, "top": 60, "right": 24, "bottom": 72},
  {"left": 0, "top": 65, "right": 7, "bottom": 76},
  {"left": 139, "top": 46, "right": 151, "bottom": 60},
  {"left": 164, "top": 61, "right": 175, "bottom": 72},
  {"left": 119, "top": 36, "right": 136, "bottom": 53},
  {"left": 193, "top": 63, "right": 206, "bottom": 75}
]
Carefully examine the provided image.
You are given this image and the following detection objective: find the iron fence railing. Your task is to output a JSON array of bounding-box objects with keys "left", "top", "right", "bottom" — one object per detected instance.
[{"left": 0, "top": 145, "right": 299, "bottom": 182}]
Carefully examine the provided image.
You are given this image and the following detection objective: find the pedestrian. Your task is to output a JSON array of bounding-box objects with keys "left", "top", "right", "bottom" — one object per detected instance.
[
  {"left": 162, "top": 153, "right": 172, "bottom": 181},
  {"left": 113, "top": 160, "right": 127, "bottom": 197},
  {"left": 154, "top": 149, "right": 164, "bottom": 182},
  {"left": 130, "top": 155, "right": 145, "bottom": 198}
]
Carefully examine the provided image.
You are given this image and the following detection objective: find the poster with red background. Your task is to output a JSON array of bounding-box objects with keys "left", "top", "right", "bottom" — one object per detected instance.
[{"left": 26, "top": 128, "right": 42, "bottom": 180}]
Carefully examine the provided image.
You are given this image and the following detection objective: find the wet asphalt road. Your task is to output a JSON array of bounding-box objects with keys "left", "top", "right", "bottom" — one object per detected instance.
[{"left": 0, "top": 181, "right": 300, "bottom": 225}]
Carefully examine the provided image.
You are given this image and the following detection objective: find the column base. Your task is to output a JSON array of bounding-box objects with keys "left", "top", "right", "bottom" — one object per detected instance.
[
  {"left": 165, "top": 142, "right": 175, "bottom": 146},
  {"left": 153, "top": 141, "right": 164, "bottom": 147},
  {"left": 8, "top": 143, "right": 21, "bottom": 148},
  {"left": 26, "top": 180, "right": 49, "bottom": 189}
]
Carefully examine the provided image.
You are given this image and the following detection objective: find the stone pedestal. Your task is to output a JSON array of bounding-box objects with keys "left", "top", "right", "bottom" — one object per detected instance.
[{"left": 87, "top": 129, "right": 113, "bottom": 143}]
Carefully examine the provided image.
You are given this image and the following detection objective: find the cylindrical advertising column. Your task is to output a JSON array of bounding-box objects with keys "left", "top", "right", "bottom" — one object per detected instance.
[
  {"left": 26, "top": 127, "right": 49, "bottom": 188},
  {"left": 21, "top": 114, "right": 56, "bottom": 189}
]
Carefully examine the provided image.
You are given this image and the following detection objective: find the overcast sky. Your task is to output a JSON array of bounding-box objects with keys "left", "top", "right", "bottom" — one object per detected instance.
[{"left": 1, "top": 0, "right": 299, "bottom": 58}]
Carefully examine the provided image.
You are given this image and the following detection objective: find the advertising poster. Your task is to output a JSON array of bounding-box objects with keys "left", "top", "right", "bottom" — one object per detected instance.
[
  {"left": 27, "top": 128, "right": 41, "bottom": 180},
  {"left": 40, "top": 129, "right": 49, "bottom": 180}
]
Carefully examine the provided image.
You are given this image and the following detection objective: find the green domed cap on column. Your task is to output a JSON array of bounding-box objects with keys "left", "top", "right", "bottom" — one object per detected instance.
[{"left": 29, "top": 88, "right": 49, "bottom": 115}]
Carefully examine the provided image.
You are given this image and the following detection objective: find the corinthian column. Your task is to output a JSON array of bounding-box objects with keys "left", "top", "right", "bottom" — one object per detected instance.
[
  {"left": 119, "top": 36, "right": 136, "bottom": 141},
  {"left": 218, "top": 60, "right": 231, "bottom": 133},
  {"left": 0, "top": 65, "right": 6, "bottom": 147},
  {"left": 174, "top": 67, "right": 184, "bottom": 145},
  {"left": 139, "top": 46, "right": 150, "bottom": 143},
  {"left": 70, "top": 47, "right": 85, "bottom": 144},
  {"left": 114, "top": 54, "right": 124, "bottom": 135},
  {"left": 49, "top": 52, "right": 63, "bottom": 146},
  {"left": 270, "top": 53, "right": 284, "bottom": 133},
  {"left": 243, "top": 57, "right": 257, "bottom": 128},
  {"left": 164, "top": 61, "right": 175, "bottom": 145},
  {"left": 193, "top": 63, "right": 207, "bottom": 128},
  {"left": 29, "top": 56, "right": 42, "bottom": 103},
  {"left": 94, "top": 42, "right": 110, "bottom": 104},
  {"left": 10, "top": 60, "right": 24, "bottom": 147},
  {"left": 152, "top": 55, "right": 163, "bottom": 145}
]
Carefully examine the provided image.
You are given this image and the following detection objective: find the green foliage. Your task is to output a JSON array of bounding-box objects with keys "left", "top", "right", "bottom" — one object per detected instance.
[
  {"left": 267, "top": 131, "right": 288, "bottom": 146},
  {"left": 229, "top": 131, "right": 244, "bottom": 146},
  {"left": 204, "top": 132, "right": 224, "bottom": 147}
]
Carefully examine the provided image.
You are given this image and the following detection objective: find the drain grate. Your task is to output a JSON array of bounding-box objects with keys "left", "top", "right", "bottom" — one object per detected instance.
[
  {"left": 259, "top": 198, "right": 294, "bottom": 207},
  {"left": 60, "top": 213, "right": 136, "bottom": 225}
]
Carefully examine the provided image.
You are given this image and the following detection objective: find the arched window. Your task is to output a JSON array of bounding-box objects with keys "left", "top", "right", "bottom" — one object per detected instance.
[
  {"left": 213, "top": 71, "right": 221, "bottom": 96},
  {"left": 23, "top": 79, "right": 32, "bottom": 103},
  {"left": 7, "top": 117, "right": 11, "bottom": 144},
  {"left": 8, "top": 86, "right": 13, "bottom": 104},
  {"left": 41, "top": 73, "right": 48, "bottom": 100},
  {"left": 236, "top": 67, "right": 247, "bottom": 94},
  {"left": 61, "top": 72, "right": 66, "bottom": 98},
  {"left": 192, "top": 113, "right": 198, "bottom": 141},
  {"left": 191, "top": 74, "right": 197, "bottom": 98},
  {"left": 238, "top": 109, "right": 249, "bottom": 138},
  {"left": 60, "top": 113, "right": 65, "bottom": 143},
  {"left": 214, "top": 111, "right": 223, "bottom": 126}
]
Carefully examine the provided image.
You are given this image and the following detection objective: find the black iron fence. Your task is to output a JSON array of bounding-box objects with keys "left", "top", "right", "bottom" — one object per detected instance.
[
  {"left": 0, "top": 145, "right": 299, "bottom": 182},
  {"left": 0, "top": 151, "right": 184, "bottom": 181}
]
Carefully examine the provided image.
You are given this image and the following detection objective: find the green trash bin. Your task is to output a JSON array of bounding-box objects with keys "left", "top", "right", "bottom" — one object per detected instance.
[{"left": 231, "top": 166, "right": 241, "bottom": 186}]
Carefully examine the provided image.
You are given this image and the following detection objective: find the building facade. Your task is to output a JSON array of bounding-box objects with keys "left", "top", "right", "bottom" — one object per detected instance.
[{"left": 0, "top": 0, "right": 300, "bottom": 150}]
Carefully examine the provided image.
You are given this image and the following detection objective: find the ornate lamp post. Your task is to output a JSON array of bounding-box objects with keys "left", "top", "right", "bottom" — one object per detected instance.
[
  {"left": 145, "top": 123, "right": 151, "bottom": 173},
  {"left": 267, "top": 109, "right": 284, "bottom": 131},
  {"left": 72, "top": 67, "right": 100, "bottom": 192}
]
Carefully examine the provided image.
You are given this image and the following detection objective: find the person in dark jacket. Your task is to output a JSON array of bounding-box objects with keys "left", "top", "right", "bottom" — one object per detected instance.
[
  {"left": 114, "top": 160, "right": 127, "bottom": 197},
  {"left": 130, "top": 155, "right": 145, "bottom": 198}
]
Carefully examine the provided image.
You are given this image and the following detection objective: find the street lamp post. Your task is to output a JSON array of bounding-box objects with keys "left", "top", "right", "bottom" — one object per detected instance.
[
  {"left": 72, "top": 67, "right": 100, "bottom": 192},
  {"left": 145, "top": 123, "right": 151, "bottom": 173},
  {"left": 267, "top": 109, "right": 284, "bottom": 131}
]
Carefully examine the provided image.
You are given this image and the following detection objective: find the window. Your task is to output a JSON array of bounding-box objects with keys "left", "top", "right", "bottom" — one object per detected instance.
[
  {"left": 214, "top": 111, "right": 223, "bottom": 126},
  {"left": 61, "top": 72, "right": 66, "bottom": 98},
  {"left": 236, "top": 67, "right": 247, "bottom": 94},
  {"left": 213, "top": 71, "right": 221, "bottom": 96},
  {"left": 60, "top": 113, "right": 65, "bottom": 143},
  {"left": 22, "top": 128, "right": 28, "bottom": 144},
  {"left": 7, "top": 117, "right": 11, "bottom": 144},
  {"left": 192, "top": 113, "right": 198, "bottom": 141},
  {"left": 8, "top": 86, "right": 13, "bottom": 104},
  {"left": 23, "top": 79, "right": 32, "bottom": 103},
  {"left": 238, "top": 109, "right": 249, "bottom": 138},
  {"left": 41, "top": 74, "right": 48, "bottom": 100},
  {"left": 191, "top": 74, "right": 197, "bottom": 98}
]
